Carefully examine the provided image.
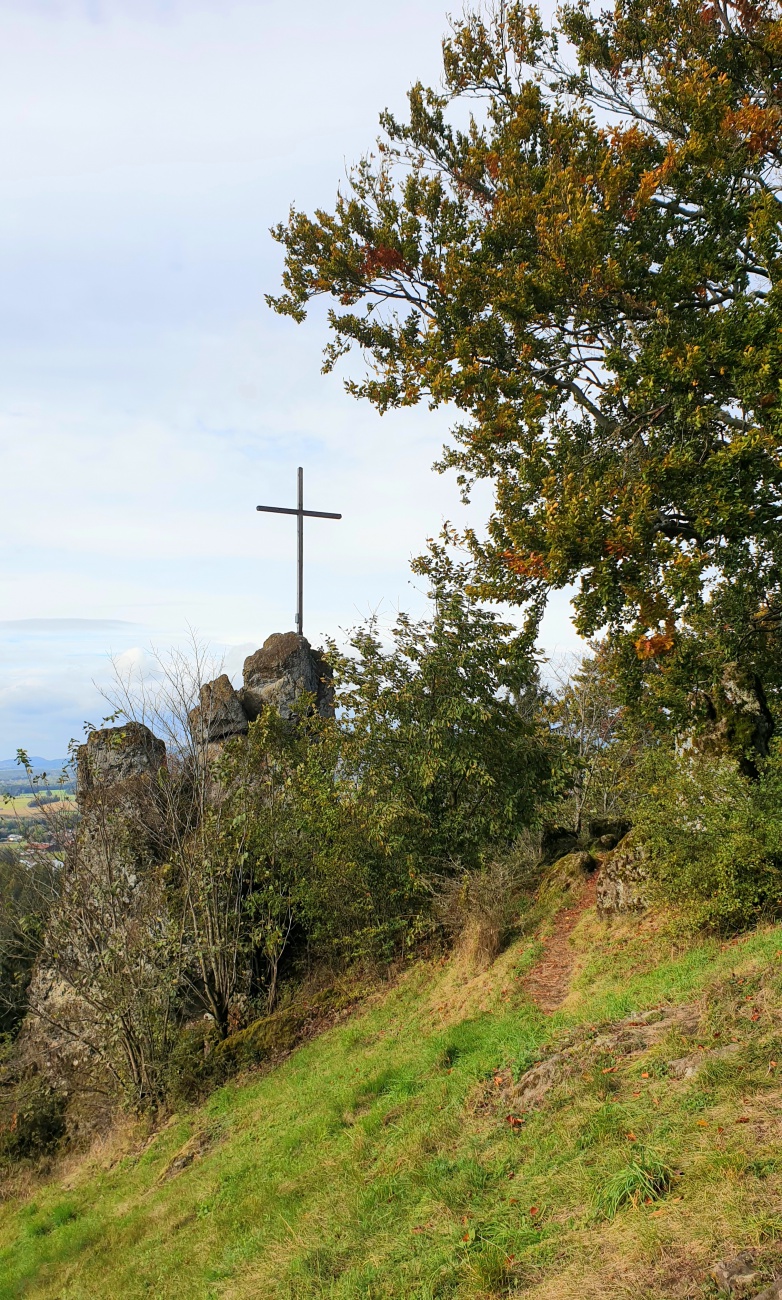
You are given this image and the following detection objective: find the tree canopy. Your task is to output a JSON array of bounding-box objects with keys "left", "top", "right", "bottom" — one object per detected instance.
[{"left": 269, "top": 0, "right": 782, "bottom": 713}]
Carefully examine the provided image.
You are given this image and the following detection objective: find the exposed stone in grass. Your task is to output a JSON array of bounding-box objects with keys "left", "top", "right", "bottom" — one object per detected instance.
[
  {"left": 710, "top": 1252, "right": 758, "bottom": 1296},
  {"left": 508, "top": 1004, "right": 701, "bottom": 1112},
  {"left": 668, "top": 1040, "right": 741, "bottom": 1080},
  {"left": 754, "top": 1281, "right": 782, "bottom": 1300}
]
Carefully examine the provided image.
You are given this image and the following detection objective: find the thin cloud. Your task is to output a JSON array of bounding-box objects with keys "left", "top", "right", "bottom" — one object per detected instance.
[{"left": 0, "top": 618, "right": 139, "bottom": 631}]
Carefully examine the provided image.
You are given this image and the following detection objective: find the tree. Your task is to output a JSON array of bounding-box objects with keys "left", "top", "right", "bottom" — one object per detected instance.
[
  {"left": 269, "top": 0, "right": 782, "bottom": 748},
  {"left": 545, "top": 648, "right": 652, "bottom": 832}
]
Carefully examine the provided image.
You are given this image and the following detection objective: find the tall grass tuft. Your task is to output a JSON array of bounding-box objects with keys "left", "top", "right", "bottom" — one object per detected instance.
[{"left": 594, "top": 1148, "right": 672, "bottom": 1221}]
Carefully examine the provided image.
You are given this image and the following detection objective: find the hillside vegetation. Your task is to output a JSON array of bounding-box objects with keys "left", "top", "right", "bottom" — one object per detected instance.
[
  {"left": 5, "top": 0, "right": 782, "bottom": 1293},
  {"left": 3, "top": 881, "right": 782, "bottom": 1299}
]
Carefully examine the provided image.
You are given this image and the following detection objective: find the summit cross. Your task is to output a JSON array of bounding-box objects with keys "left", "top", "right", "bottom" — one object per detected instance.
[{"left": 256, "top": 466, "right": 342, "bottom": 637}]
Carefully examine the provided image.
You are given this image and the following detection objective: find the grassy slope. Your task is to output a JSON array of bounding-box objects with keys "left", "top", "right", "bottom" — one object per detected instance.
[{"left": 3, "top": 901, "right": 782, "bottom": 1299}]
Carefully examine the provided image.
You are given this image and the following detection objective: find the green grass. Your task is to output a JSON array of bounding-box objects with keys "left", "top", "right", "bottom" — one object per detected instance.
[{"left": 3, "top": 909, "right": 782, "bottom": 1297}]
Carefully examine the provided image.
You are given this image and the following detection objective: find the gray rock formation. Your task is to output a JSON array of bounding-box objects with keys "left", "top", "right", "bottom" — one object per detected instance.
[
  {"left": 239, "top": 632, "right": 333, "bottom": 722},
  {"left": 188, "top": 674, "right": 249, "bottom": 745},
  {"left": 76, "top": 721, "right": 165, "bottom": 806},
  {"left": 26, "top": 720, "right": 170, "bottom": 1097},
  {"left": 596, "top": 834, "right": 649, "bottom": 917}
]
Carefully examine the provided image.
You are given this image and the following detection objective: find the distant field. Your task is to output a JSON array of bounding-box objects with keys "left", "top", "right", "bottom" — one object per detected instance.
[{"left": 0, "top": 792, "right": 77, "bottom": 821}]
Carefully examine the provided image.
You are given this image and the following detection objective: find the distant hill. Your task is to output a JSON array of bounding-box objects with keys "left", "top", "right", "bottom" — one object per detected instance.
[{"left": 0, "top": 758, "right": 69, "bottom": 771}]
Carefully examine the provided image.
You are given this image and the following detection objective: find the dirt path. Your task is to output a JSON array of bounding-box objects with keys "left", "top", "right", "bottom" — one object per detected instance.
[{"left": 522, "top": 874, "right": 598, "bottom": 1013}]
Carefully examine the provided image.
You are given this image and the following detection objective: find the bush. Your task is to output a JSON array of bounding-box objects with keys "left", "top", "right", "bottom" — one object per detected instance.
[
  {"left": 435, "top": 843, "right": 539, "bottom": 966},
  {"left": 634, "top": 746, "right": 782, "bottom": 932},
  {"left": 0, "top": 1075, "right": 67, "bottom": 1163}
]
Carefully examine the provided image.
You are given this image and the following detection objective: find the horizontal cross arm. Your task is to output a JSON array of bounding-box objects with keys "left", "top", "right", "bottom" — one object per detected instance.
[{"left": 256, "top": 505, "right": 342, "bottom": 520}]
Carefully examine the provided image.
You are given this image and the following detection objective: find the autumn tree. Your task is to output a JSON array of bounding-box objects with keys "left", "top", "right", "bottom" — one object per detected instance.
[{"left": 269, "top": 0, "right": 782, "bottom": 753}]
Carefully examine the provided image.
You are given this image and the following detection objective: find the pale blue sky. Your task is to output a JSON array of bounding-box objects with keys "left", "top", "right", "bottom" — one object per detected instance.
[{"left": 0, "top": 0, "right": 579, "bottom": 758}]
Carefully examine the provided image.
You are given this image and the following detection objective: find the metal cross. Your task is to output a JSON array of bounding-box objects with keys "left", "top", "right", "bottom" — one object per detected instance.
[{"left": 256, "top": 467, "right": 342, "bottom": 637}]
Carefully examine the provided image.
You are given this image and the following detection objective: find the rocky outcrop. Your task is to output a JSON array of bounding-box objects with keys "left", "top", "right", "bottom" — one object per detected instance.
[
  {"left": 188, "top": 674, "right": 249, "bottom": 745},
  {"left": 541, "top": 818, "right": 633, "bottom": 862},
  {"left": 545, "top": 850, "right": 598, "bottom": 895},
  {"left": 185, "top": 633, "right": 334, "bottom": 750},
  {"left": 587, "top": 815, "right": 632, "bottom": 851},
  {"left": 541, "top": 825, "right": 580, "bottom": 863},
  {"left": 76, "top": 721, "right": 165, "bottom": 807},
  {"left": 691, "top": 662, "right": 774, "bottom": 780},
  {"left": 239, "top": 632, "right": 333, "bottom": 722},
  {"left": 507, "top": 1004, "right": 700, "bottom": 1113},
  {"left": 596, "top": 834, "right": 649, "bottom": 917}
]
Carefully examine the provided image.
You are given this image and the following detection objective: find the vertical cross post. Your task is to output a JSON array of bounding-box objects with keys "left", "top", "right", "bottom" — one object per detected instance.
[
  {"left": 297, "top": 466, "right": 304, "bottom": 636},
  {"left": 256, "top": 467, "right": 342, "bottom": 638}
]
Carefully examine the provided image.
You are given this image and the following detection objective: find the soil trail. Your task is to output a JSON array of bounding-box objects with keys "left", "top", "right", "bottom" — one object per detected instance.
[{"left": 523, "top": 874, "right": 598, "bottom": 1013}]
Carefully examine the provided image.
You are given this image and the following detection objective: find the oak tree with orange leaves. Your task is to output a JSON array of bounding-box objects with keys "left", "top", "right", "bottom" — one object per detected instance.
[{"left": 270, "top": 0, "right": 782, "bottom": 750}]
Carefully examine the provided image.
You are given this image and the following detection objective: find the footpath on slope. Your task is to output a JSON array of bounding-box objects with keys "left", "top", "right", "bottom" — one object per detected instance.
[{"left": 522, "top": 873, "right": 598, "bottom": 1013}]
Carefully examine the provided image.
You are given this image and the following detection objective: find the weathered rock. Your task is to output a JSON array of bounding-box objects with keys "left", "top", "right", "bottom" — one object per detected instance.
[
  {"left": 587, "top": 815, "right": 632, "bottom": 850},
  {"left": 188, "top": 674, "right": 249, "bottom": 744},
  {"left": 754, "top": 1281, "right": 782, "bottom": 1300},
  {"left": 596, "top": 834, "right": 649, "bottom": 917},
  {"left": 513, "top": 1052, "right": 572, "bottom": 1110},
  {"left": 690, "top": 662, "right": 774, "bottom": 779},
  {"left": 546, "top": 850, "right": 598, "bottom": 893},
  {"left": 30, "top": 720, "right": 169, "bottom": 1098},
  {"left": 508, "top": 1005, "right": 700, "bottom": 1112},
  {"left": 76, "top": 721, "right": 166, "bottom": 806},
  {"left": 709, "top": 1252, "right": 758, "bottom": 1296},
  {"left": 541, "top": 824, "right": 580, "bottom": 863},
  {"left": 240, "top": 631, "right": 333, "bottom": 722},
  {"left": 668, "top": 1040, "right": 741, "bottom": 1080}
]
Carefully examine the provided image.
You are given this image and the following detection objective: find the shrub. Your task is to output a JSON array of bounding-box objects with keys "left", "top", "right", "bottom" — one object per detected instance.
[
  {"left": 635, "top": 746, "right": 782, "bottom": 932},
  {"left": 0, "top": 1075, "right": 67, "bottom": 1163},
  {"left": 435, "top": 843, "right": 539, "bottom": 966}
]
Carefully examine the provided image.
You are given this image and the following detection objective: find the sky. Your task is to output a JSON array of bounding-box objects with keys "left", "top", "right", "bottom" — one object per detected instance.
[{"left": 0, "top": 0, "right": 580, "bottom": 759}]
